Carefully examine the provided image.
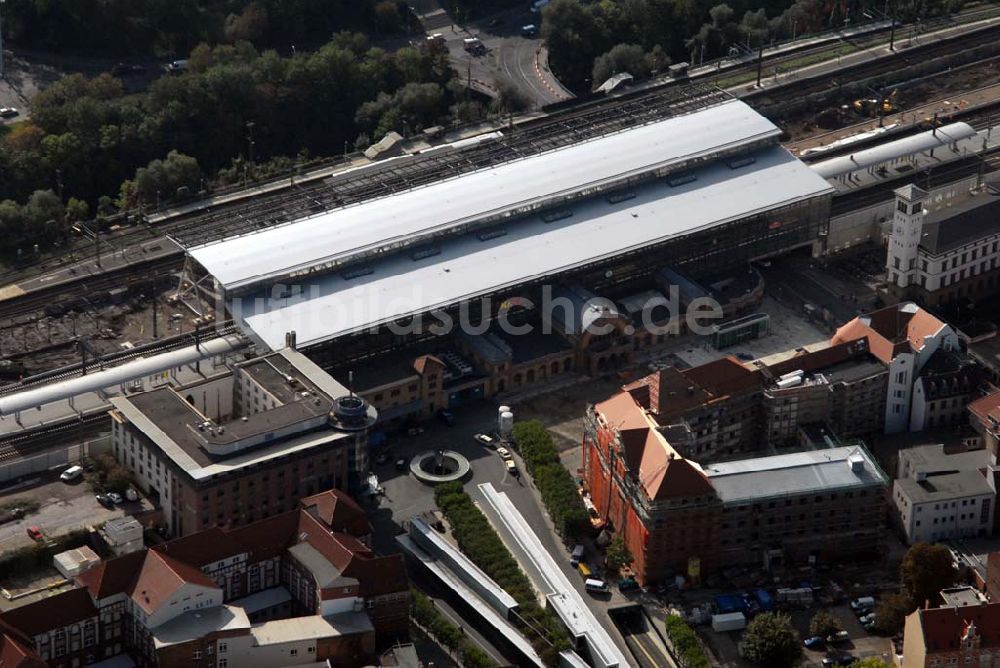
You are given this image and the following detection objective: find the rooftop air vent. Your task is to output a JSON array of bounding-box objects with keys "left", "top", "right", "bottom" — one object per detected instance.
[
  {"left": 477, "top": 228, "right": 507, "bottom": 241},
  {"left": 342, "top": 266, "right": 374, "bottom": 280},
  {"left": 667, "top": 173, "right": 696, "bottom": 187},
  {"left": 542, "top": 210, "right": 573, "bottom": 223},
  {"left": 411, "top": 247, "right": 441, "bottom": 261},
  {"left": 727, "top": 156, "right": 756, "bottom": 169},
  {"left": 606, "top": 192, "right": 635, "bottom": 204}
]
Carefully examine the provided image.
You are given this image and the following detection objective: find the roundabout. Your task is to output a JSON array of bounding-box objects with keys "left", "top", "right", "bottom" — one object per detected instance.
[{"left": 409, "top": 449, "right": 472, "bottom": 485}]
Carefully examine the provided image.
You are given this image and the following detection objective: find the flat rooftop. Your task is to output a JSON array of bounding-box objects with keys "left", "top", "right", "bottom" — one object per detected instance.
[
  {"left": 899, "top": 443, "right": 991, "bottom": 473},
  {"left": 110, "top": 349, "right": 353, "bottom": 480},
  {"left": 702, "top": 445, "right": 887, "bottom": 503},
  {"left": 152, "top": 605, "right": 250, "bottom": 649},
  {"left": 235, "top": 145, "right": 832, "bottom": 350},
  {"left": 895, "top": 470, "right": 993, "bottom": 503},
  {"left": 250, "top": 611, "right": 373, "bottom": 645},
  {"left": 190, "top": 99, "right": 780, "bottom": 291}
]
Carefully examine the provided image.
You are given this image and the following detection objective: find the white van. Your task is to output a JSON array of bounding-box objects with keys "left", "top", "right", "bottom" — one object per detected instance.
[
  {"left": 850, "top": 596, "right": 875, "bottom": 612},
  {"left": 60, "top": 465, "right": 84, "bottom": 482},
  {"left": 584, "top": 578, "right": 609, "bottom": 594}
]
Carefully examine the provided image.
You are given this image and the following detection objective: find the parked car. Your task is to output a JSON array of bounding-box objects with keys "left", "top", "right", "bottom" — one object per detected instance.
[
  {"left": 396, "top": 458, "right": 408, "bottom": 471},
  {"left": 405, "top": 424, "right": 425, "bottom": 436},
  {"left": 584, "top": 578, "right": 609, "bottom": 594},
  {"left": 60, "top": 465, "right": 84, "bottom": 482},
  {"left": 125, "top": 488, "right": 139, "bottom": 502},
  {"left": 521, "top": 24, "right": 538, "bottom": 37},
  {"left": 496, "top": 447, "right": 513, "bottom": 460},
  {"left": 107, "top": 492, "right": 124, "bottom": 505},
  {"left": 95, "top": 494, "right": 114, "bottom": 508},
  {"left": 437, "top": 409, "right": 456, "bottom": 426},
  {"left": 0, "top": 107, "right": 19, "bottom": 119},
  {"left": 375, "top": 452, "right": 389, "bottom": 465},
  {"left": 827, "top": 631, "right": 850, "bottom": 644},
  {"left": 822, "top": 655, "right": 854, "bottom": 667},
  {"left": 26, "top": 526, "right": 43, "bottom": 541},
  {"left": 859, "top": 613, "right": 876, "bottom": 625},
  {"left": 570, "top": 544, "right": 585, "bottom": 566},
  {"left": 505, "top": 460, "right": 518, "bottom": 476},
  {"left": 803, "top": 636, "right": 825, "bottom": 649},
  {"left": 474, "top": 433, "right": 496, "bottom": 447}
]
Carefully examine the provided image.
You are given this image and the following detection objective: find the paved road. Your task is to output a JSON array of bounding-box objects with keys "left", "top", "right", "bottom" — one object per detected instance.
[{"left": 420, "top": 3, "right": 571, "bottom": 108}]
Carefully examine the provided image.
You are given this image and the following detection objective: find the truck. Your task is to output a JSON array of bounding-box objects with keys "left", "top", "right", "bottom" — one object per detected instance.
[
  {"left": 570, "top": 544, "right": 585, "bottom": 567},
  {"left": 711, "top": 612, "right": 747, "bottom": 632}
]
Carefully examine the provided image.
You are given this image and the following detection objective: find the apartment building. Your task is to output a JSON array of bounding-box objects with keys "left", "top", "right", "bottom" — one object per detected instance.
[
  {"left": 109, "top": 348, "right": 375, "bottom": 536},
  {"left": 901, "top": 601, "right": 1000, "bottom": 667},
  {"left": 0, "top": 490, "right": 408, "bottom": 668},
  {"left": 886, "top": 182, "right": 1000, "bottom": 307},
  {"left": 893, "top": 443, "right": 997, "bottom": 543}
]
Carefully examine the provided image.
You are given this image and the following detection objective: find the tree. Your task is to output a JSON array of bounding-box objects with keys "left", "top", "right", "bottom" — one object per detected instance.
[
  {"left": 742, "top": 612, "right": 802, "bottom": 668},
  {"left": 663, "top": 615, "right": 711, "bottom": 668},
  {"left": 901, "top": 543, "right": 958, "bottom": 608},
  {"left": 874, "top": 592, "right": 914, "bottom": 635},
  {"left": 809, "top": 610, "right": 843, "bottom": 638},
  {"left": 592, "top": 43, "right": 650, "bottom": 89},
  {"left": 605, "top": 535, "right": 634, "bottom": 574}
]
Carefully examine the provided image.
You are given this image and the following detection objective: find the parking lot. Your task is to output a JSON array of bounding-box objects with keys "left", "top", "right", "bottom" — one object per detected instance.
[{"left": 0, "top": 471, "right": 134, "bottom": 552}]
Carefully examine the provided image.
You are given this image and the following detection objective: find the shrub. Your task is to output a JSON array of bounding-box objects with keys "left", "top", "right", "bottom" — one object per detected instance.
[{"left": 663, "top": 614, "right": 711, "bottom": 668}]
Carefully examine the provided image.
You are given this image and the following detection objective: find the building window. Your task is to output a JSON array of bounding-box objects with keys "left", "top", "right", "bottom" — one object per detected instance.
[
  {"left": 290, "top": 649, "right": 298, "bottom": 656},
  {"left": 193, "top": 649, "right": 202, "bottom": 659}
]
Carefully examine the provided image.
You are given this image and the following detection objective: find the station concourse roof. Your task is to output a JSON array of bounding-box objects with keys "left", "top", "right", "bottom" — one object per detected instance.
[
  {"left": 232, "top": 145, "right": 833, "bottom": 350},
  {"left": 188, "top": 99, "right": 780, "bottom": 291}
]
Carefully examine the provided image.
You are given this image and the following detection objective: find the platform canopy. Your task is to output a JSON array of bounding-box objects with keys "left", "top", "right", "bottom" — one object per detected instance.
[
  {"left": 188, "top": 99, "right": 780, "bottom": 291},
  {"left": 810, "top": 122, "right": 978, "bottom": 179}
]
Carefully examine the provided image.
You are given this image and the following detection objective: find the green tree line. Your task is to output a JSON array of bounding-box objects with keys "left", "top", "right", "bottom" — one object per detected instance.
[
  {"left": 541, "top": 0, "right": 965, "bottom": 91},
  {"left": 2, "top": 0, "right": 415, "bottom": 56},
  {"left": 511, "top": 420, "right": 591, "bottom": 539},
  {"left": 433, "top": 481, "right": 571, "bottom": 665},
  {"left": 0, "top": 34, "right": 472, "bottom": 253}
]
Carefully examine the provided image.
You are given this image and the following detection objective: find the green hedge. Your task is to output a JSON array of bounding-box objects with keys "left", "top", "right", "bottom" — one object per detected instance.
[
  {"left": 664, "top": 614, "right": 711, "bottom": 668},
  {"left": 511, "top": 420, "right": 590, "bottom": 538},
  {"left": 411, "top": 589, "right": 497, "bottom": 668},
  {"left": 433, "top": 482, "right": 570, "bottom": 665}
]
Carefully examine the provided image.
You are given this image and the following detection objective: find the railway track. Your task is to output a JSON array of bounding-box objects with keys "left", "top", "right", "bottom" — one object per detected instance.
[
  {"left": 748, "top": 22, "right": 1000, "bottom": 105},
  {"left": 0, "top": 412, "right": 108, "bottom": 464}
]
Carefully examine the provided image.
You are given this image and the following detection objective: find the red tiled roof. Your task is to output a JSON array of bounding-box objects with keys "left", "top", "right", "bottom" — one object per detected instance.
[
  {"left": 75, "top": 549, "right": 145, "bottom": 600},
  {"left": 413, "top": 355, "right": 444, "bottom": 375},
  {"left": 0, "top": 635, "right": 44, "bottom": 668},
  {"left": 299, "top": 489, "right": 371, "bottom": 537},
  {"left": 130, "top": 551, "right": 220, "bottom": 615},
  {"left": 968, "top": 388, "right": 1000, "bottom": 426},
  {"left": 916, "top": 602, "right": 1000, "bottom": 652},
  {"left": 681, "top": 356, "right": 762, "bottom": 399},
  {"left": 833, "top": 303, "right": 947, "bottom": 365},
  {"left": 296, "top": 511, "right": 407, "bottom": 598},
  {"left": 225, "top": 510, "right": 300, "bottom": 562},
  {"left": 151, "top": 527, "right": 243, "bottom": 567},
  {"left": 1, "top": 588, "right": 96, "bottom": 637}
]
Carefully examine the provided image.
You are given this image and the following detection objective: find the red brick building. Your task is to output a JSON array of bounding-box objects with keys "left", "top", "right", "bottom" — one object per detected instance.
[{"left": 582, "top": 361, "right": 888, "bottom": 584}]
